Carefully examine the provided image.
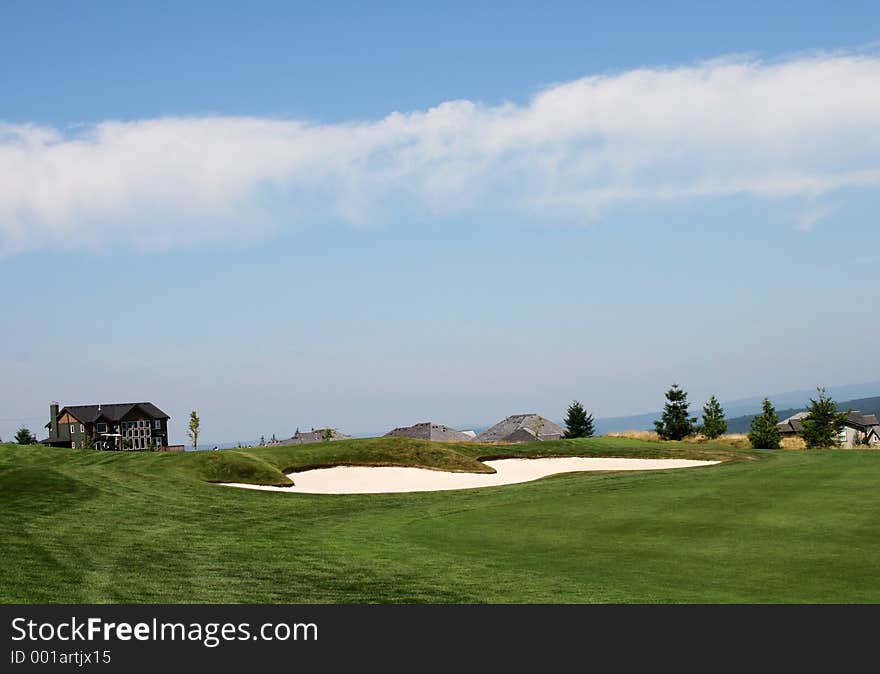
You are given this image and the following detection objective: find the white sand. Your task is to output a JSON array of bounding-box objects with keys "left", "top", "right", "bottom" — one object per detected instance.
[{"left": 221, "top": 457, "right": 720, "bottom": 495}]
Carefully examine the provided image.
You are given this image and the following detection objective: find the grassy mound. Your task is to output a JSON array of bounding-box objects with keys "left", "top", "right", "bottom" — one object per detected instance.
[
  {"left": 200, "top": 435, "right": 758, "bottom": 486},
  {"left": 249, "top": 436, "right": 495, "bottom": 478}
]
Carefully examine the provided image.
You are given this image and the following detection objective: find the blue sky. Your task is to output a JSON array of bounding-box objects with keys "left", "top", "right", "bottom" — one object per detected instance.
[{"left": 1, "top": 2, "right": 879, "bottom": 444}]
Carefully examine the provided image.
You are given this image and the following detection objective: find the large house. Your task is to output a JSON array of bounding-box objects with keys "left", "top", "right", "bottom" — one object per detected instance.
[
  {"left": 385, "top": 422, "right": 475, "bottom": 442},
  {"left": 42, "top": 401, "right": 172, "bottom": 451},
  {"left": 777, "top": 410, "right": 880, "bottom": 448},
  {"left": 475, "top": 414, "right": 565, "bottom": 443}
]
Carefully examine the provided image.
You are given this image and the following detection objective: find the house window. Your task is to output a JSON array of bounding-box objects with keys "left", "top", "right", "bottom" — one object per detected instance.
[
  {"left": 80, "top": 424, "right": 84, "bottom": 433},
  {"left": 72, "top": 441, "right": 76, "bottom": 449},
  {"left": 839, "top": 428, "right": 848, "bottom": 444},
  {"left": 154, "top": 420, "right": 161, "bottom": 430},
  {"left": 97, "top": 423, "right": 107, "bottom": 433}
]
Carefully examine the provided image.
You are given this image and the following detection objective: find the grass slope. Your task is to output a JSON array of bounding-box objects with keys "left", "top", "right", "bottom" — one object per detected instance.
[{"left": 2, "top": 438, "right": 878, "bottom": 603}]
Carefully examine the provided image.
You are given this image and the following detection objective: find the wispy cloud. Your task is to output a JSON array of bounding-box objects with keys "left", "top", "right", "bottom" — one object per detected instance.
[
  {"left": 2, "top": 52, "right": 880, "bottom": 254},
  {"left": 797, "top": 201, "right": 834, "bottom": 232}
]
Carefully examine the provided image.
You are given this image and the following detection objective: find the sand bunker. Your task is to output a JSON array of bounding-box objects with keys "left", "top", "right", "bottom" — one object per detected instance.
[{"left": 221, "top": 457, "right": 720, "bottom": 495}]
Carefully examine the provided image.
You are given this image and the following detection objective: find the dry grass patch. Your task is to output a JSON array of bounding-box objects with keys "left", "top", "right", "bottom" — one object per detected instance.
[
  {"left": 719, "top": 433, "right": 751, "bottom": 449},
  {"left": 605, "top": 430, "right": 661, "bottom": 442},
  {"left": 606, "top": 430, "right": 752, "bottom": 449}
]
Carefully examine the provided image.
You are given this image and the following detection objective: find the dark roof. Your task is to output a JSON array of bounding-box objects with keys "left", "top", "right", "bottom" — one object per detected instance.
[
  {"left": 846, "top": 411, "right": 879, "bottom": 428},
  {"left": 778, "top": 410, "right": 880, "bottom": 434},
  {"left": 55, "top": 402, "right": 170, "bottom": 424}
]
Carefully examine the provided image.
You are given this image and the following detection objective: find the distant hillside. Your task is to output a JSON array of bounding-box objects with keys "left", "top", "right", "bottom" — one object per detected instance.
[{"left": 725, "top": 396, "right": 880, "bottom": 434}]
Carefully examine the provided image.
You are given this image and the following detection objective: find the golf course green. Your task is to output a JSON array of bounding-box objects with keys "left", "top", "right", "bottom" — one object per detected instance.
[{"left": 2, "top": 437, "right": 879, "bottom": 603}]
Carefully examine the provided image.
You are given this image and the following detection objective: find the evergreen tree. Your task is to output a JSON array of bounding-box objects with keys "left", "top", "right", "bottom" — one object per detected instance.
[
  {"left": 801, "top": 388, "right": 849, "bottom": 448},
  {"left": 563, "top": 400, "right": 595, "bottom": 438},
  {"left": 700, "top": 395, "right": 727, "bottom": 439},
  {"left": 14, "top": 426, "right": 36, "bottom": 445},
  {"left": 654, "top": 384, "right": 697, "bottom": 440},
  {"left": 748, "top": 398, "right": 781, "bottom": 449}
]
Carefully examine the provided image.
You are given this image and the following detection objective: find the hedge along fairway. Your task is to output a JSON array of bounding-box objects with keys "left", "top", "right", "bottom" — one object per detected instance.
[{"left": 2, "top": 438, "right": 879, "bottom": 603}]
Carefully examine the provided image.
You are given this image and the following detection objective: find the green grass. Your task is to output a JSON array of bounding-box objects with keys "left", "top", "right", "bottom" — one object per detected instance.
[{"left": 2, "top": 437, "right": 879, "bottom": 603}]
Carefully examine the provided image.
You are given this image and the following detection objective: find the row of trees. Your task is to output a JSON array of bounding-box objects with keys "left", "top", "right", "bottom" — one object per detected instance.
[
  {"left": 654, "top": 385, "right": 727, "bottom": 440},
  {"left": 747, "top": 388, "right": 849, "bottom": 449},
  {"left": 653, "top": 384, "right": 849, "bottom": 448}
]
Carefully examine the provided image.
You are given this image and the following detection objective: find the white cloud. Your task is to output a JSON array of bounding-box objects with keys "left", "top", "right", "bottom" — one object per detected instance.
[{"left": 2, "top": 52, "right": 880, "bottom": 254}]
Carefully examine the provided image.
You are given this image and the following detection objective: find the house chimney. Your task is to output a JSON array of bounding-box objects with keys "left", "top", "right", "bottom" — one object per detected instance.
[{"left": 50, "top": 402, "right": 59, "bottom": 438}]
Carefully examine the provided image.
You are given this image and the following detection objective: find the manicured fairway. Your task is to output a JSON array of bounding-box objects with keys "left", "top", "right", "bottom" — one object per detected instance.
[{"left": 2, "top": 438, "right": 878, "bottom": 603}]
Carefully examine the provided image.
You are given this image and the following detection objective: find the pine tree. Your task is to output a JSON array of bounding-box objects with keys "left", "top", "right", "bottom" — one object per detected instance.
[
  {"left": 14, "top": 426, "right": 36, "bottom": 445},
  {"left": 700, "top": 395, "right": 727, "bottom": 439},
  {"left": 801, "top": 388, "right": 849, "bottom": 448},
  {"left": 748, "top": 398, "right": 781, "bottom": 449},
  {"left": 563, "top": 401, "right": 595, "bottom": 438},
  {"left": 654, "top": 384, "right": 696, "bottom": 440}
]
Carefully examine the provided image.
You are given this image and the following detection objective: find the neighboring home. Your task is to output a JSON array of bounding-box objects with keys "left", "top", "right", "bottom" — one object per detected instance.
[
  {"left": 777, "top": 410, "right": 880, "bottom": 448},
  {"left": 475, "top": 414, "right": 565, "bottom": 443},
  {"left": 385, "top": 422, "right": 474, "bottom": 442},
  {"left": 777, "top": 411, "right": 809, "bottom": 437},
  {"left": 842, "top": 411, "right": 880, "bottom": 447},
  {"left": 270, "top": 428, "right": 352, "bottom": 446},
  {"left": 41, "top": 401, "right": 173, "bottom": 450}
]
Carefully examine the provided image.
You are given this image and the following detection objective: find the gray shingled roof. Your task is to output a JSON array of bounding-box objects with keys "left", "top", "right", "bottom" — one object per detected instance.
[
  {"left": 384, "top": 422, "right": 473, "bottom": 442},
  {"left": 778, "top": 410, "right": 880, "bottom": 434},
  {"left": 778, "top": 411, "right": 809, "bottom": 433},
  {"left": 474, "top": 414, "right": 566, "bottom": 443},
  {"left": 846, "top": 411, "right": 879, "bottom": 428},
  {"left": 51, "top": 402, "right": 170, "bottom": 425}
]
